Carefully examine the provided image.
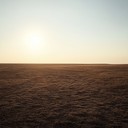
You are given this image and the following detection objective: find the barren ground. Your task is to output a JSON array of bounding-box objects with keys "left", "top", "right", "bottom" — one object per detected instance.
[{"left": 0, "top": 64, "right": 128, "bottom": 128}]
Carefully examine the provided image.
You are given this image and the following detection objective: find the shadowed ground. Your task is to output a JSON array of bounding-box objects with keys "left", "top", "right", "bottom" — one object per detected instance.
[{"left": 0, "top": 64, "right": 128, "bottom": 128}]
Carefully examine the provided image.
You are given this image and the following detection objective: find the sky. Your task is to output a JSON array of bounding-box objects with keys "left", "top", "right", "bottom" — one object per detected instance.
[{"left": 0, "top": 0, "right": 128, "bottom": 63}]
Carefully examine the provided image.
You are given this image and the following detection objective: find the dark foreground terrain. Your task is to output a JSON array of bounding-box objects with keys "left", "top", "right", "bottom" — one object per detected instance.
[{"left": 0, "top": 64, "right": 128, "bottom": 128}]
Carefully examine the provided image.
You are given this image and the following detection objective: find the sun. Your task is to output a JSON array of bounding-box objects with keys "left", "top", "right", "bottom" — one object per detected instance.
[
  {"left": 25, "top": 34, "right": 43, "bottom": 55},
  {"left": 29, "top": 35, "right": 41, "bottom": 49}
]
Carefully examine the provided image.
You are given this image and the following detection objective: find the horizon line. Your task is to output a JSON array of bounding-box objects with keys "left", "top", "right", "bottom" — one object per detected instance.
[{"left": 0, "top": 63, "right": 128, "bottom": 65}]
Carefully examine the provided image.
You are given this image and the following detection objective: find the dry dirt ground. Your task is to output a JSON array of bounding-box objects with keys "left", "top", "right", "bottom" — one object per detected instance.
[{"left": 0, "top": 64, "right": 128, "bottom": 128}]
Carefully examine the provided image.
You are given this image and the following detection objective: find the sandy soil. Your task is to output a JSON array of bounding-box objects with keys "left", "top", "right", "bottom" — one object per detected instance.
[{"left": 0, "top": 64, "right": 128, "bottom": 128}]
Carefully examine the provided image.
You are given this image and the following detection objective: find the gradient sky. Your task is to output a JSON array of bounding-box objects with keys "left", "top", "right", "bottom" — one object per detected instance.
[{"left": 0, "top": 0, "right": 128, "bottom": 63}]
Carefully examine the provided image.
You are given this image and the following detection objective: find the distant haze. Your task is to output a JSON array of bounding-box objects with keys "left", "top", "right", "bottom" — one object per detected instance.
[{"left": 0, "top": 0, "right": 128, "bottom": 63}]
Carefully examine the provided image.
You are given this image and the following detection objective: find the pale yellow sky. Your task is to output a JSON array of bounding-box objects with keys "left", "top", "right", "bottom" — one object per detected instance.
[{"left": 0, "top": 0, "right": 128, "bottom": 63}]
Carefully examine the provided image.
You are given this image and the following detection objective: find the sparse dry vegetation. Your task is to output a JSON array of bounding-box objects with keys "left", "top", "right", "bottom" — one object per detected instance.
[{"left": 0, "top": 64, "right": 128, "bottom": 128}]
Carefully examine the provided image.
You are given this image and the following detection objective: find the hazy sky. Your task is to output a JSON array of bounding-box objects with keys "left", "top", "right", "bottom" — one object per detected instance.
[{"left": 0, "top": 0, "right": 128, "bottom": 63}]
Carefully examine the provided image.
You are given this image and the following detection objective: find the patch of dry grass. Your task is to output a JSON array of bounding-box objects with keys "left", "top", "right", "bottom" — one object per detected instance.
[{"left": 0, "top": 64, "right": 128, "bottom": 128}]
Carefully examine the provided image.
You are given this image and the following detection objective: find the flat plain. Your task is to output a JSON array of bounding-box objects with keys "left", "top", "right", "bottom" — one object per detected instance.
[{"left": 0, "top": 64, "right": 128, "bottom": 128}]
